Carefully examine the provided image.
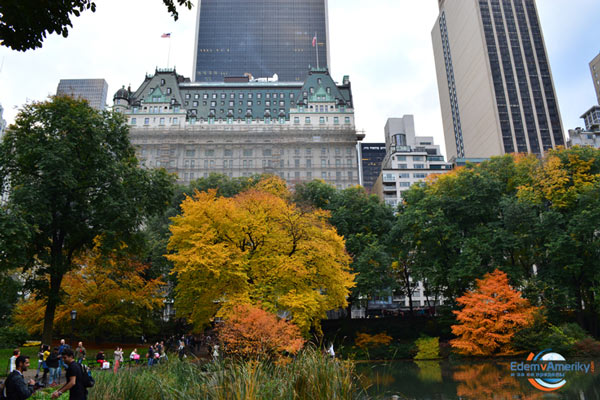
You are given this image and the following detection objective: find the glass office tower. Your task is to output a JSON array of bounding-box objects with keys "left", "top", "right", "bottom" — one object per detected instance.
[
  {"left": 56, "top": 79, "right": 109, "bottom": 110},
  {"left": 193, "top": 0, "right": 330, "bottom": 82}
]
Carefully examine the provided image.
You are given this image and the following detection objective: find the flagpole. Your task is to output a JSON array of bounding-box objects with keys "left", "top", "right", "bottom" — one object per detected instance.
[
  {"left": 315, "top": 32, "right": 319, "bottom": 69},
  {"left": 167, "top": 35, "right": 172, "bottom": 68}
]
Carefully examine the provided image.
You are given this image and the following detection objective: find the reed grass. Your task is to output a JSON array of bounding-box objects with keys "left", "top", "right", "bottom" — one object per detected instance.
[{"left": 87, "top": 347, "right": 365, "bottom": 400}]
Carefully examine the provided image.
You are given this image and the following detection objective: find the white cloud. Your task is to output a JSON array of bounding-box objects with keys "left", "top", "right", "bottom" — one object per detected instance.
[{"left": 1, "top": 0, "right": 598, "bottom": 159}]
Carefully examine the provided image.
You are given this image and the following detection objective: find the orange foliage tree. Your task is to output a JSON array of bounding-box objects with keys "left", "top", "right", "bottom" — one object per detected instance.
[
  {"left": 451, "top": 269, "right": 537, "bottom": 356},
  {"left": 14, "top": 239, "right": 165, "bottom": 339},
  {"left": 167, "top": 177, "right": 354, "bottom": 334},
  {"left": 218, "top": 304, "right": 305, "bottom": 360}
]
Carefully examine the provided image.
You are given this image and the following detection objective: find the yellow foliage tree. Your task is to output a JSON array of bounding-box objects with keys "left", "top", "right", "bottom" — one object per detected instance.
[
  {"left": 14, "top": 240, "right": 165, "bottom": 338},
  {"left": 451, "top": 269, "right": 537, "bottom": 356},
  {"left": 167, "top": 177, "right": 355, "bottom": 334}
]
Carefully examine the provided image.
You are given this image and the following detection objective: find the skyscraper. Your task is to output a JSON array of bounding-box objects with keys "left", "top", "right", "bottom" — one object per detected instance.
[
  {"left": 56, "top": 79, "right": 109, "bottom": 110},
  {"left": 0, "top": 102, "right": 6, "bottom": 138},
  {"left": 357, "top": 143, "right": 386, "bottom": 192},
  {"left": 193, "top": 0, "right": 330, "bottom": 82},
  {"left": 590, "top": 53, "right": 600, "bottom": 105},
  {"left": 432, "top": 0, "right": 564, "bottom": 160}
]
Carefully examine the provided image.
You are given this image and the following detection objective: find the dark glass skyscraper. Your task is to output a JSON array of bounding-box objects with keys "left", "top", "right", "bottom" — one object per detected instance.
[{"left": 193, "top": 0, "right": 330, "bottom": 82}]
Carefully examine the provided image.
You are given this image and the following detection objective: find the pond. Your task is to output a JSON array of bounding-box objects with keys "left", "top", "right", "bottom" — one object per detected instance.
[{"left": 356, "top": 359, "right": 600, "bottom": 399}]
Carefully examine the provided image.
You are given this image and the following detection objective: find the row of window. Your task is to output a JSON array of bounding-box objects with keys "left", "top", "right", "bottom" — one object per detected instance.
[
  {"left": 141, "top": 146, "right": 353, "bottom": 157},
  {"left": 383, "top": 172, "right": 430, "bottom": 182},
  {"left": 151, "top": 158, "right": 355, "bottom": 169},
  {"left": 181, "top": 172, "right": 355, "bottom": 185}
]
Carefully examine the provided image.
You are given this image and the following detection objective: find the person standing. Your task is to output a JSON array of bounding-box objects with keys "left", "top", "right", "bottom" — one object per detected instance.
[
  {"left": 75, "top": 342, "right": 86, "bottom": 364},
  {"left": 9, "top": 349, "right": 20, "bottom": 373},
  {"left": 35, "top": 345, "right": 44, "bottom": 379},
  {"left": 2, "top": 355, "right": 35, "bottom": 400},
  {"left": 41, "top": 345, "right": 50, "bottom": 385},
  {"left": 129, "top": 349, "right": 139, "bottom": 365},
  {"left": 51, "top": 349, "right": 87, "bottom": 400},
  {"left": 57, "top": 339, "right": 69, "bottom": 382},
  {"left": 147, "top": 345, "right": 154, "bottom": 366},
  {"left": 113, "top": 347, "right": 123, "bottom": 373},
  {"left": 46, "top": 348, "right": 61, "bottom": 386}
]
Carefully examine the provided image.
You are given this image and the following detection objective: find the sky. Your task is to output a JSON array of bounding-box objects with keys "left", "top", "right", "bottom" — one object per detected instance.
[{"left": 1, "top": 0, "right": 599, "bottom": 158}]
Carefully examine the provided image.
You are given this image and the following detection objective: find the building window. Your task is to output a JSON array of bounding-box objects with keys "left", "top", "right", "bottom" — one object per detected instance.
[
  {"left": 185, "top": 149, "right": 195, "bottom": 157},
  {"left": 321, "top": 159, "right": 326, "bottom": 167},
  {"left": 159, "top": 118, "right": 165, "bottom": 125},
  {"left": 205, "top": 149, "right": 215, "bottom": 156},
  {"left": 334, "top": 117, "right": 339, "bottom": 124},
  {"left": 294, "top": 117, "right": 300, "bottom": 124},
  {"left": 243, "top": 149, "right": 253, "bottom": 157},
  {"left": 414, "top": 173, "right": 428, "bottom": 179},
  {"left": 396, "top": 156, "right": 406, "bottom": 161},
  {"left": 414, "top": 164, "right": 425, "bottom": 169},
  {"left": 224, "top": 149, "right": 233, "bottom": 156},
  {"left": 305, "top": 117, "right": 311, "bottom": 124},
  {"left": 398, "top": 164, "right": 407, "bottom": 169},
  {"left": 399, "top": 182, "right": 411, "bottom": 187},
  {"left": 130, "top": 118, "right": 137, "bottom": 125},
  {"left": 319, "top": 117, "right": 325, "bottom": 124},
  {"left": 306, "top": 159, "right": 312, "bottom": 168},
  {"left": 344, "top": 117, "right": 350, "bottom": 123}
]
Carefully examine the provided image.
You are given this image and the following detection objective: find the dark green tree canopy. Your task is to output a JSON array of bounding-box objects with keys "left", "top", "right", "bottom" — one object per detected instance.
[
  {"left": 0, "top": 0, "right": 193, "bottom": 51},
  {"left": 0, "top": 95, "right": 174, "bottom": 342}
]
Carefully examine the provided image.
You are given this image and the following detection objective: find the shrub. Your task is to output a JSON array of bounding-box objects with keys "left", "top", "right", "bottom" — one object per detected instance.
[
  {"left": 573, "top": 338, "right": 600, "bottom": 357},
  {"left": 414, "top": 336, "right": 440, "bottom": 360},
  {"left": 513, "top": 318, "right": 593, "bottom": 355},
  {"left": 218, "top": 304, "right": 304, "bottom": 360},
  {"left": 354, "top": 332, "right": 393, "bottom": 350},
  {"left": 0, "top": 326, "right": 29, "bottom": 348}
]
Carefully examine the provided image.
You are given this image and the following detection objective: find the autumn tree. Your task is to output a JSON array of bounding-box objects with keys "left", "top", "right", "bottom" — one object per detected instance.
[
  {"left": 167, "top": 177, "right": 355, "bottom": 334},
  {"left": 0, "top": 96, "right": 174, "bottom": 343},
  {"left": 13, "top": 239, "right": 165, "bottom": 340},
  {"left": 218, "top": 304, "right": 305, "bottom": 360},
  {"left": 451, "top": 269, "right": 537, "bottom": 356}
]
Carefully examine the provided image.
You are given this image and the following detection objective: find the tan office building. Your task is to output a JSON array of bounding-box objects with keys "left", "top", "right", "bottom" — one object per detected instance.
[
  {"left": 591, "top": 53, "right": 600, "bottom": 105},
  {"left": 432, "top": 0, "right": 565, "bottom": 160}
]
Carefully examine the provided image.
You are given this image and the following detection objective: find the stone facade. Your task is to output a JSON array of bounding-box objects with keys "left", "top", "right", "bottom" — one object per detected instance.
[{"left": 113, "top": 68, "right": 363, "bottom": 188}]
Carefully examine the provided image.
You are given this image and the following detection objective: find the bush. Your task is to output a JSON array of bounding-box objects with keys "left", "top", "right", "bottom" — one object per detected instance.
[
  {"left": 573, "top": 338, "right": 600, "bottom": 357},
  {"left": 0, "top": 326, "right": 29, "bottom": 348},
  {"left": 354, "top": 332, "right": 392, "bottom": 350},
  {"left": 414, "top": 336, "right": 440, "bottom": 360},
  {"left": 513, "top": 319, "right": 592, "bottom": 355},
  {"left": 218, "top": 304, "right": 304, "bottom": 360}
]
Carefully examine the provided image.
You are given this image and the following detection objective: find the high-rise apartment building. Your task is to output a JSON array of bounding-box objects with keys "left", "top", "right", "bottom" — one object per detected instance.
[
  {"left": 193, "top": 0, "right": 330, "bottom": 82},
  {"left": 56, "top": 79, "right": 109, "bottom": 110},
  {"left": 432, "top": 0, "right": 565, "bottom": 160},
  {"left": 113, "top": 67, "right": 362, "bottom": 188},
  {"left": 373, "top": 116, "right": 452, "bottom": 209},
  {"left": 357, "top": 143, "right": 386, "bottom": 192},
  {"left": 590, "top": 53, "right": 600, "bottom": 105}
]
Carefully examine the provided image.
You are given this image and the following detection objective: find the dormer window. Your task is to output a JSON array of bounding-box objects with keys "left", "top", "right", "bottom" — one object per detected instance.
[
  {"left": 167, "top": 88, "right": 172, "bottom": 94},
  {"left": 160, "top": 79, "right": 165, "bottom": 85}
]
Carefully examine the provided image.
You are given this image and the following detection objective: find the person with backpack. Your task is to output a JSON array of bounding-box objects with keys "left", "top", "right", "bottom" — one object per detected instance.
[
  {"left": 1, "top": 355, "right": 35, "bottom": 400},
  {"left": 51, "top": 349, "right": 89, "bottom": 399}
]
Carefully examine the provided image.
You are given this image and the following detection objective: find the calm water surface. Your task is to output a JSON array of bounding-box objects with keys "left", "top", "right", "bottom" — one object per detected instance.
[{"left": 356, "top": 360, "right": 600, "bottom": 400}]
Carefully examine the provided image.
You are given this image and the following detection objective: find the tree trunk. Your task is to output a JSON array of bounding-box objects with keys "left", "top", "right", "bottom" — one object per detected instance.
[{"left": 42, "top": 266, "right": 64, "bottom": 344}]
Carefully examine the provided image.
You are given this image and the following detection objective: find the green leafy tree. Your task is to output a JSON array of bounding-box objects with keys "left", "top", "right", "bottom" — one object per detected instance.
[
  {"left": 294, "top": 182, "right": 395, "bottom": 314},
  {"left": 396, "top": 149, "right": 600, "bottom": 335},
  {"left": 0, "top": 96, "right": 174, "bottom": 343},
  {"left": 0, "top": 0, "right": 193, "bottom": 51}
]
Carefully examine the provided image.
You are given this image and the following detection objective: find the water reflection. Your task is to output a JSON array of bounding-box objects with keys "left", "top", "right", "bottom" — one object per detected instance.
[{"left": 356, "top": 359, "right": 600, "bottom": 400}]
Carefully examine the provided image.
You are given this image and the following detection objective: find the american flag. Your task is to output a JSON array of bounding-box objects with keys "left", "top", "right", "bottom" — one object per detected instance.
[
  {"left": 161, "top": 33, "right": 171, "bottom": 38},
  {"left": 312, "top": 35, "right": 317, "bottom": 47}
]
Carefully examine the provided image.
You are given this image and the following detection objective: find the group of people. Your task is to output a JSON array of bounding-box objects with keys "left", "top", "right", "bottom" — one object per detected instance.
[
  {"left": 146, "top": 341, "right": 169, "bottom": 366},
  {"left": 1, "top": 347, "right": 89, "bottom": 400},
  {"left": 33, "top": 339, "right": 84, "bottom": 386}
]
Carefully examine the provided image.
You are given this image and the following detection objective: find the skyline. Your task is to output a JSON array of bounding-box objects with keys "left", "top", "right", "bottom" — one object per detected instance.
[{"left": 0, "top": 0, "right": 598, "bottom": 159}]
